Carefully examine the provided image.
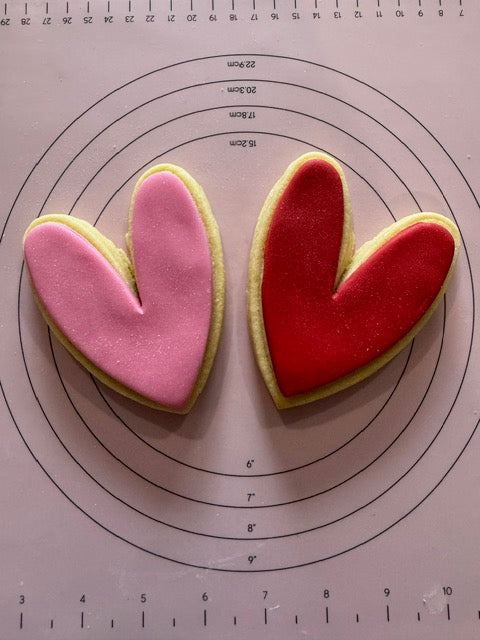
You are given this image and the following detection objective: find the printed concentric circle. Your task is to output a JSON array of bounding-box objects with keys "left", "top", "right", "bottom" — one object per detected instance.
[{"left": 1, "top": 55, "right": 477, "bottom": 571}]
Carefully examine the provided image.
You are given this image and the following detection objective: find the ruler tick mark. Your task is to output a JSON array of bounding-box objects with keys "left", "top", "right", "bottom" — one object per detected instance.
[
  {"left": 295, "top": 614, "right": 298, "bottom": 624},
  {"left": 111, "top": 619, "right": 114, "bottom": 628},
  {"left": 24, "top": 2, "right": 27, "bottom": 14},
  {"left": 264, "top": 607, "right": 268, "bottom": 624},
  {"left": 81, "top": 611, "right": 84, "bottom": 629},
  {"left": 447, "top": 603, "right": 451, "bottom": 620},
  {"left": 325, "top": 606, "right": 329, "bottom": 624},
  {"left": 234, "top": 616, "right": 237, "bottom": 625},
  {"left": 386, "top": 604, "right": 390, "bottom": 622},
  {"left": 417, "top": 611, "right": 421, "bottom": 621},
  {"left": 141, "top": 611, "right": 145, "bottom": 628},
  {"left": 19, "top": 611, "right": 23, "bottom": 629},
  {"left": 45, "top": 2, "right": 49, "bottom": 13},
  {"left": 50, "top": 619, "right": 54, "bottom": 629},
  {"left": 356, "top": 613, "right": 360, "bottom": 623},
  {"left": 172, "top": 617, "right": 176, "bottom": 627},
  {"left": 203, "top": 609, "right": 207, "bottom": 627}
]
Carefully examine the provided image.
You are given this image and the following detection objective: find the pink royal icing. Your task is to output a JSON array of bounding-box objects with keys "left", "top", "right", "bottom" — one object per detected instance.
[{"left": 24, "top": 172, "right": 214, "bottom": 411}]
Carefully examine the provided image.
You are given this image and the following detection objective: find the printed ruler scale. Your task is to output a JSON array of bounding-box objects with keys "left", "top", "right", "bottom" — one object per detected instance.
[
  {"left": 1, "top": 1, "right": 479, "bottom": 639},
  {"left": 0, "top": 0, "right": 471, "bottom": 22}
]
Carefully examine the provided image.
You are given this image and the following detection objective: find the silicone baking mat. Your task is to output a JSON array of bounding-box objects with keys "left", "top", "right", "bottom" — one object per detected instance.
[{"left": 1, "top": 1, "right": 479, "bottom": 638}]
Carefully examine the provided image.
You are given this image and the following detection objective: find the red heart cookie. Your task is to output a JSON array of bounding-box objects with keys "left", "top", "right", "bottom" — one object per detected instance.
[{"left": 248, "top": 153, "right": 460, "bottom": 409}]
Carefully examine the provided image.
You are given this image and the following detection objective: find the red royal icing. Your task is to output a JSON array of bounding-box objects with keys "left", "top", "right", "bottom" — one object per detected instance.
[{"left": 261, "top": 159, "right": 456, "bottom": 397}]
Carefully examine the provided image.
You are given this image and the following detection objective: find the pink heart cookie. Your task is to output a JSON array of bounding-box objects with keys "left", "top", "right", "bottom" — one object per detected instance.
[{"left": 23, "top": 165, "right": 225, "bottom": 413}]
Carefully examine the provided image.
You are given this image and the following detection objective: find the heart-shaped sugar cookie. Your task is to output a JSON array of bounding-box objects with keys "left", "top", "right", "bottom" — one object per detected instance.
[
  {"left": 248, "top": 153, "right": 460, "bottom": 409},
  {"left": 23, "top": 165, "right": 225, "bottom": 413}
]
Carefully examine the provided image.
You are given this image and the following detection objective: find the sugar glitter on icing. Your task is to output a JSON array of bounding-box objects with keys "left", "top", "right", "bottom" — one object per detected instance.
[{"left": 24, "top": 171, "right": 213, "bottom": 411}]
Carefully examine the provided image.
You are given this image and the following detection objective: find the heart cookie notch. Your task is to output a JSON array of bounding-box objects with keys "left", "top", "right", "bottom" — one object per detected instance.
[
  {"left": 248, "top": 153, "right": 460, "bottom": 409},
  {"left": 23, "top": 164, "right": 225, "bottom": 414}
]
